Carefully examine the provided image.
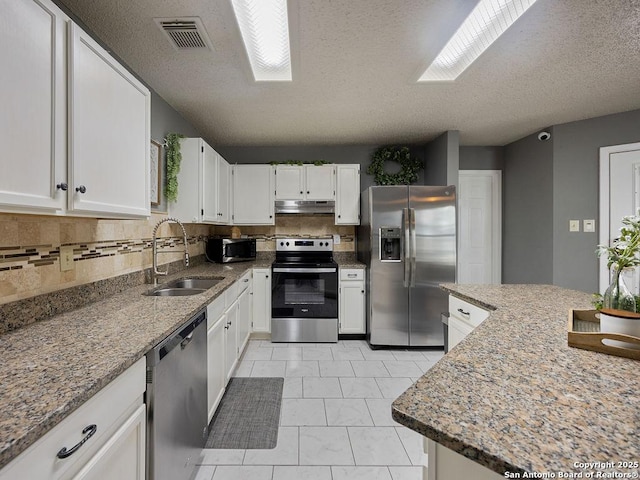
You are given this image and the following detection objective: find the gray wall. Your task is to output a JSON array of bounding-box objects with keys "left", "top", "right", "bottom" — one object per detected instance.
[
  {"left": 552, "top": 109, "right": 640, "bottom": 293},
  {"left": 503, "top": 131, "right": 554, "bottom": 284},
  {"left": 423, "top": 131, "right": 459, "bottom": 187},
  {"left": 459, "top": 146, "right": 504, "bottom": 170}
]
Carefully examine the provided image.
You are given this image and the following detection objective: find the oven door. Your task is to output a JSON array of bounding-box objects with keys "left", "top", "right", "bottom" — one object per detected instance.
[{"left": 271, "top": 267, "right": 338, "bottom": 319}]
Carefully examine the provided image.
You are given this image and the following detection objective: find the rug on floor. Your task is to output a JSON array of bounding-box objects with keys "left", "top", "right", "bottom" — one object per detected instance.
[{"left": 206, "top": 377, "right": 284, "bottom": 449}]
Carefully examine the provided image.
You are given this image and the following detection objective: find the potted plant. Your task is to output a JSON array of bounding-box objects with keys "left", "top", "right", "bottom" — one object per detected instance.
[{"left": 596, "top": 214, "right": 640, "bottom": 343}]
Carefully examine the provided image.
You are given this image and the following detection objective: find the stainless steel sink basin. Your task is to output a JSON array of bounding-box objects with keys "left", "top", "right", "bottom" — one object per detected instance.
[{"left": 144, "top": 276, "right": 224, "bottom": 296}]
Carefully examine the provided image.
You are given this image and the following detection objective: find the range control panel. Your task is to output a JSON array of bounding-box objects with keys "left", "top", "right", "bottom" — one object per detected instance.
[{"left": 276, "top": 238, "right": 333, "bottom": 252}]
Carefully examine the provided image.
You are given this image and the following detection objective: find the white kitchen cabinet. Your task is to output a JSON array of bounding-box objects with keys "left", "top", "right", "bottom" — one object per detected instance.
[
  {"left": 425, "top": 438, "right": 502, "bottom": 480},
  {"left": 68, "top": 23, "right": 150, "bottom": 218},
  {"left": 169, "top": 138, "right": 230, "bottom": 224},
  {"left": 339, "top": 268, "right": 366, "bottom": 334},
  {"left": 336, "top": 164, "right": 361, "bottom": 225},
  {"left": 236, "top": 287, "right": 251, "bottom": 355},
  {"left": 207, "top": 296, "right": 226, "bottom": 422},
  {"left": 224, "top": 299, "right": 239, "bottom": 384},
  {"left": 251, "top": 268, "right": 271, "bottom": 334},
  {"left": 232, "top": 164, "right": 275, "bottom": 225},
  {"left": 0, "top": 0, "right": 67, "bottom": 214},
  {"left": 275, "top": 165, "right": 335, "bottom": 201},
  {"left": 447, "top": 295, "right": 490, "bottom": 350},
  {"left": 0, "top": 358, "right": 146, "bottom": 480},
  {"left": 0, "top": 0, "right": 150, "bottom": 219}
]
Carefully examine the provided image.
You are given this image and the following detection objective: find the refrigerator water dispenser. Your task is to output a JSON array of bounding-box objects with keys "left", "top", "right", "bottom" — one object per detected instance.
[{"left": 379, "top": 227, "right": 401, "bottom": 261}]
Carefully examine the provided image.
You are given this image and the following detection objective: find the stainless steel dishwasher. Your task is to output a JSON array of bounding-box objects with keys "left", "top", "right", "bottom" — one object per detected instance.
[{"left": 146, "top": 309, "right": 207, "bottom": 480}]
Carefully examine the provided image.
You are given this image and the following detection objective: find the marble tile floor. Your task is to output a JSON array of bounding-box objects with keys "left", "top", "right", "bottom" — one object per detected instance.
[{"left": 195, "top": 339, "right": 444, "bottom": 480}]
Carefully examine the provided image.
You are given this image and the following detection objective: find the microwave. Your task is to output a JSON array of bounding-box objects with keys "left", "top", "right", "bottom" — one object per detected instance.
[{"left": 206, "top": 237, "right": 256, "bottom": 263}]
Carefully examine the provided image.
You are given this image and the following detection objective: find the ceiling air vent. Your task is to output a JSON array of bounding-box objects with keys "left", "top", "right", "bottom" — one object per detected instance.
[{"left": 154, "top": 17, "right": 213, "bottom": 51}]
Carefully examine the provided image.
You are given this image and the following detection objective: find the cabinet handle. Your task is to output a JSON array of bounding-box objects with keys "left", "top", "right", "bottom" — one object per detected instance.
[
  {"left": 244, "top": 279, "right": 249, "bottom": 282},
  {"left": 56, "top": 424, "right": 97, "bottom": 459},
  {"left": 56, "top": 183, "right": 68, "bottom": 191},
  {"left": 75, "top": 185, "right": 87, "bottom": 194},
  {"left": 224, "top": 325, "right": 229, "bottom": 330},
  {"left": 266, "top": 275, "right": 269, "bottom": 278},
  {"left": 347, "top": 273, "right": 357, "bottom": 278},
  {"left": 306, "top": 191, "right": 310, "bottom": 194},
  {"left": 457, "top": 308, "right": 470, "bottom": 316},
  {"left": 300, "top": 191, "right": 303, "bottom": 194},
  {"left": 338, "top": 215, "right": 341, "bottom": 218}
]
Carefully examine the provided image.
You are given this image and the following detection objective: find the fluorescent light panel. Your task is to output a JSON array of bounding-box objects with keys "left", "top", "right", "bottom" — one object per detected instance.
[
  {"left": 419, "top": 0, "right": 538, "bottom": 82},
  {"left": 231, "top": 0, "right": 292, "bottom": 81}
]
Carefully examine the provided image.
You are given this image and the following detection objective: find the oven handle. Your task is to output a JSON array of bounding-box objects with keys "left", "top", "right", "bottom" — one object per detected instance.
[{"left": 272, "top": 267, "right": 337, "bottom": 273}]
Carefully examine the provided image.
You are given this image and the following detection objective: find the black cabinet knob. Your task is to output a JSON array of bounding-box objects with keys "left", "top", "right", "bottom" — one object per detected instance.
[
  {"left": 75, "top": 185, "right": 87, "bottom": 194},
  {"left": 56, "top": 183, "right": 68, "bottom": 191}
]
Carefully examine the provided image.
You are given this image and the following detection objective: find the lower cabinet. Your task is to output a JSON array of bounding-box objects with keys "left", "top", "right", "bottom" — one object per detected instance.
[
  {"left": 224, "top": 299, "right": 238, "bottom": 385},
  {"left": 447, "top": 295, "right": 490, "bottom": 350},
  {"left": 339, "top": 268, "right": 366, "bottom": 334},
  {"left": 207, "top": 301, "right": 226, "bottom": 423},
  {"left": 236, "top": 287, "right": 251, "bottom": 354},
  {"left": 425, "top": 438, "right": 502, "bottom": 480},
  {"left": 251, "top": 268, "right": 271, "bottom": 333},
  {"left": 0, "top": 359, "right": 146, "bottom": 480}
]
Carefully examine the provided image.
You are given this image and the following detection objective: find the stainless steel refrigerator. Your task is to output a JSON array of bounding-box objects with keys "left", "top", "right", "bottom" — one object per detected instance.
[{"left": 357, "top": 186, "right": 456, "bottom": 347}]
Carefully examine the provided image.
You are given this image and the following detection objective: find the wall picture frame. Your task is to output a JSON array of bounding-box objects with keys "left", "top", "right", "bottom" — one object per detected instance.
[{"left": 150, "top": 139, "right": 162, "bottom": 208}]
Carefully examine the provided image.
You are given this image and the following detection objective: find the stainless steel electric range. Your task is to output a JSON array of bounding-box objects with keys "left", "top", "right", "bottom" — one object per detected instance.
[{"left": 271, "top": 238, "right": 338, "bottom": 343}]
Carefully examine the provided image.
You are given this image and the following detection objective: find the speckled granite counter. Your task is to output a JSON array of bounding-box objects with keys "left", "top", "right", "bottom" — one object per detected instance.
[
  {"left": 0, "top": 259, "right": 272, "bottom": 469},
  {"left": 392, "top": 284, "right": 640, "bottom": 475},
  {"left": 334, "top": 252, "right": 365, "bottom": 269}
]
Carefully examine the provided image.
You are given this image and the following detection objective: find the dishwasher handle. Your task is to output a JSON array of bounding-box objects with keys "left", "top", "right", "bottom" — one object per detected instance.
[
  {"left": 148, "top": 309, "right": 206, "bottom": 365},
  {"left": 180, "top": 332, "right": 194, "bottom": 349}
]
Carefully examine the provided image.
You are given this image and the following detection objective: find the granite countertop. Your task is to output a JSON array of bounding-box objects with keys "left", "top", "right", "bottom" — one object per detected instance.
[
  {"left": 0, "top": 259, "right": 272, "bottom": 469},
  {"left": 392, "top": 284, "right": 640, "bottom": 475},
  {"left": 334, "top": 253, "right": 366, "bottom": 269}
]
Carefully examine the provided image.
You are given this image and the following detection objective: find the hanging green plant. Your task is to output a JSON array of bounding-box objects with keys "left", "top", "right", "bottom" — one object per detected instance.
[
  {"left": 367, "top": 146, "right": 423, "bottom": 185},
  {"left": 164, "top": 133, "right": 184, "bottom": 202}
]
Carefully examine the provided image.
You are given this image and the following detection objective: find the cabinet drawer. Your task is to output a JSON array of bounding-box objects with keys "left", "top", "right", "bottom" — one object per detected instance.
[
  {"left": 449, "top": 296, "right": 489, "bottom": 329},
  {"left": 237, "top": 270, "right": 252, "bottom": 292},
  {"left": 340, "top": 269, "right": 364, "bottom": 281},
  {"left": 0, "top": 358, "right": 145, "bottom": 480},
  {"left": 207, "top": 294, "right": 225, "bottom": 328},
  {"left": 224, "top": 281, "right": 239, "bottom": 309}
]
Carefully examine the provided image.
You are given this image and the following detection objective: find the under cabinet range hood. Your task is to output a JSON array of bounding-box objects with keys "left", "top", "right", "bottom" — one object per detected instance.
[{"left": 275, "top": 200, "right": 335, "bottom": 215}]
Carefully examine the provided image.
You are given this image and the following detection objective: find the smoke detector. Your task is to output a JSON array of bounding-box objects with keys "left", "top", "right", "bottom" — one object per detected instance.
[{"left": 154, "top": 17, "right": 213, "bottom": 51}]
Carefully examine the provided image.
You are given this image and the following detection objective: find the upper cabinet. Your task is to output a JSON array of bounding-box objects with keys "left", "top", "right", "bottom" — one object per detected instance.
[
  {"left": 275, "top": 165, "right": 335, "bottom": 201},
  {"left": 336, "top": 164, "right": 360, "bottom": 225},
  {"left": 0, "top": 0, "right": 67, "bottom": 213},
  {"left": 232, "top": 165, "right": 275, "bottom": 225},
  {"left": 0, "top": 0, "right": 151, "bottom": 219},
  {"left": 169, "top": 138, "right": 230, "bottom": 224},
  {"left": 67, "top": 23, "right": 150, "bottom": 218}
]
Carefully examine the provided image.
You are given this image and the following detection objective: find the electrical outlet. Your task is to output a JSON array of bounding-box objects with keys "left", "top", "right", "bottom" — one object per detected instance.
[
  {"left": 583, "top": 219, "right": 596, "bottom": 233},
  {"left": 569, "top": 220, "right": 580, "bottom": 232},
  {"left": 60, "top": 246, "right": 75, "bottom": 272}
]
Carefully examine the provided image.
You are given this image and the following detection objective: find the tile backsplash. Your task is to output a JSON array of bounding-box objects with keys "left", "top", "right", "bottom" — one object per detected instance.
[
  {"left": 0, "top": 213, "right": 354, "bottom": 306},
  {"left": 0, "top": 213, "right": 209, "bottom": 305}
]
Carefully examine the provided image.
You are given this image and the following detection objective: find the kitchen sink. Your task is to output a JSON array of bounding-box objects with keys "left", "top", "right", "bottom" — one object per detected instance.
[{"left": 144, "top": 277, "right": 224, "bottom": 296}]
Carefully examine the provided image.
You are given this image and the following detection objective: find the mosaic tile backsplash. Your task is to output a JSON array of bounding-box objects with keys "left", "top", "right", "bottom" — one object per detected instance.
[{"left": 0, "top": 213, "right": 354, "bottom": 306}]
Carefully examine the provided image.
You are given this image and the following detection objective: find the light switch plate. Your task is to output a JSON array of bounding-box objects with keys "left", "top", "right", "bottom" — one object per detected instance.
[
  {"left": 583, "top": 219, "right": 596, "bottom": 232},
  {"left": 569, "top": 220, "right": 580, "bottom": 232},
  {"left": 60, "top": 246, "right": 75, "bottom": 272},
  {"left": 333, "top": 234, "right": 341, "bottom": 244}
]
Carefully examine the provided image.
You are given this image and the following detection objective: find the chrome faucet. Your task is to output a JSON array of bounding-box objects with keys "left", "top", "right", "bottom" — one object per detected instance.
[{"left": 152, "top": 217, "right": 190, "bottom": 285}]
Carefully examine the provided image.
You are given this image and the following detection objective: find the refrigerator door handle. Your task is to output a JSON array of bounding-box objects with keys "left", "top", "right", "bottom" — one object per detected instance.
[
  {"left": 403, "top": 207, "right": 410, "bottom": 288},
  {"left": 410, "top": 208, "right": 417, "bottom": 287}
]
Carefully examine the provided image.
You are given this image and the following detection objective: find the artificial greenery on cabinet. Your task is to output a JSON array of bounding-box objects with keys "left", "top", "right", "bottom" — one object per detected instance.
[
  {"left": 164, "top": 133, "right": 184, "bottom": 202},
  {"left": 367, "top": 146, "right": 423, "bottom": 185}
]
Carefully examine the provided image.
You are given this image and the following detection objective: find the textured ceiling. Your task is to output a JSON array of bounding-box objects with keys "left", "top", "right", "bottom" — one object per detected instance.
[{"left": 58, "top": 0, "right": 640, "bottom": 147}]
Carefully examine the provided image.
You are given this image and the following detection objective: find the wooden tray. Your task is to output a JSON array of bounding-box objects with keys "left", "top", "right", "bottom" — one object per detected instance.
[{"left": 568, "top": 309, "right": 640, "bottom": 360}]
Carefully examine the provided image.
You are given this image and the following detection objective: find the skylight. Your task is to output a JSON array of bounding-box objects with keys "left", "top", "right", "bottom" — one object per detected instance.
[
  {"left": 419, "top": 0, "right": 538, "bottom": 82},
  {"left": 231, "top": 0, "right": 292, "bottom": 82}
]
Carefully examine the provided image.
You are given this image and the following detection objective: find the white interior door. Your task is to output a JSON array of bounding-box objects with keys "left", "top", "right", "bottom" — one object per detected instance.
[
  {"left": 599, "top": 142, "right": 640, "bottom": 294},
  {"left": 458, "top": 170, "right": 502, "bottom": 284}
]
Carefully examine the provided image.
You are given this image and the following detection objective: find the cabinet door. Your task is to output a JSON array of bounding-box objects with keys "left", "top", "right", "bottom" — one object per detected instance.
[
  {"left": 448, "top": 317, "right": 473, "bottom": 350},
  {"left": 168, "top": 138, "right": 201, "bottom": 223},
  {"left": 251, "top": 269, "right": 271, "bottom": 333},
  {"left": 71, "top": 404, "right": 145, "bottom": 480},
  {"left": 0, "top": 0, "right": 67, "bottom": 213},
  {"left": 68, "top": 23, "right": 150, "bottom": 218},
  {"left": 207, "top": 315, "right": 226, "bottom": 422},
  {"left": 275, "top": 166, "right": 304, "bottom": 200},
  {"left": 216, "top": 155, "right": 231, "bottom": 223},
  {"left": 339, "top": 281, "right": 366, "bottom": 334},
  {"left": 236, "top": 288, "right": 251, "bottom": 355},
  {"left": 232, "top": 165, "right": 275, "bottom": 225},
  {"left": 305, "top": 165, "right": 335, "bottom": 200},
  {"left": 201, "top": 142, "right": 218, "bottom": 223},
  {"left": 336, "top": 164, "right": 360, "bottom": 224},
  {"left": 224, "top": 302, "right": 239, "bottom": 383}
]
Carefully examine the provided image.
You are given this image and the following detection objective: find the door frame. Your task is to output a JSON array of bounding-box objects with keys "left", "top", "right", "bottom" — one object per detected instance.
[
  {"left": 458, "top": 170, "right": 502, "bottom": 284},
  {"left": 599, "top": 142, "right": 640, "bottom": 293}
]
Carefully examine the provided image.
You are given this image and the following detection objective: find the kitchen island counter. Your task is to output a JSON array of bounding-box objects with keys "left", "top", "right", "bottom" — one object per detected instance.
[
  {"left": 0, "top": 259, "right": 272, "bottom": 470},
  {"left": 392, "top": 284, "right": 640, "bottom": 476}
]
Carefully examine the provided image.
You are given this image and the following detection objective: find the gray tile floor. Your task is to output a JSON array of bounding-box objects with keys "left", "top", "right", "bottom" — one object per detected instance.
[{"left": 195, "top": 340, "right": 444, "bottom": 480}]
